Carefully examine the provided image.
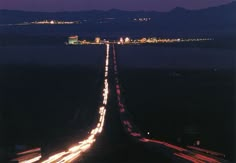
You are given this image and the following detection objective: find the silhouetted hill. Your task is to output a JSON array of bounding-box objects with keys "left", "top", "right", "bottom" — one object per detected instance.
[{"left": 0, "top": 2, "right": 235, "bottom": 36}]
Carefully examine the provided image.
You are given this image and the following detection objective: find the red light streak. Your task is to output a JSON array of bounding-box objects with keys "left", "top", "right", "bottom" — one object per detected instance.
[
  {"left": 112, "top": 44, "right": 223, "bottom": 163},
  {"left": 123, "top": 120, "right": 132, "bottom": 128},
  {"left": 131, "top": 132, "right": 141, "bottom": 137},
  {"left": 120, "top": 108, "right": 125, "bottom": 113},
  {"left": 116, "top": 89, "right": 120, "bottom": 95},
  {"left": 187, "top": 146, "right": 225, "bottom": 157},
  {"left": 194, "top": 154, "right": 220, "bottom": 163},
  {"left": 147, "top": 139, "right": 164, "bottom": 145},
  {"left": 174, "top": 153, "right": 205, "bottom": 163},
  {"left": 139, "top": 138, "right": 149, "bottom": 142},
  {"left": 163, "top": 143, "right": 187, "bottom": 152}
]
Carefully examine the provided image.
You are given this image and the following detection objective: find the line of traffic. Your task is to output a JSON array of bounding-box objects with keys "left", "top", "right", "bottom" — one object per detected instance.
[
  {"left": 111, "top": 44, "right": 226, "bottom": 163},
  {"left": 15, "top": 44, "right": 110, "bottom": 163}
]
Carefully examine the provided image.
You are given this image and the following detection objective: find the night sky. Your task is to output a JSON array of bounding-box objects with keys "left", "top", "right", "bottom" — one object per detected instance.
[{"left": 0, "top": 0, "right": 234, "bottom": 12}]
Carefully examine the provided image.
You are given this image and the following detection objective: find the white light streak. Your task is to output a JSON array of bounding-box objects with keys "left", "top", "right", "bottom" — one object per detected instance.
[
  {"left": 40, "top": 44, "right": 110, "bottom": 163},
  {"left": 21, "top": 155, "right": 42, "bottom": 163}
]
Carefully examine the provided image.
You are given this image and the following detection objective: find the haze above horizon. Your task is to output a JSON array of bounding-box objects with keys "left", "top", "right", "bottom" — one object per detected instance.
[{"left": 0, "top": 0, "right": 235, "bottom": 12}]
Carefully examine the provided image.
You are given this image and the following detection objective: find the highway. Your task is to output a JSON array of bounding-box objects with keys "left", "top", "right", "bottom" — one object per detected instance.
[
  {"left": 13, "top": 44, "right": 110, "bottom": 163},
  {"left": 112, "top": 44, "right": 231, "bottom": 163},
  {"left": 12, "top": 43, "right": 231, "bottom": 163}
]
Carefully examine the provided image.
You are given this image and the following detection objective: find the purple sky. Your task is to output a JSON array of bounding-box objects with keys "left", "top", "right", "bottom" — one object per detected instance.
[{"left": 0, "top": 0, "right": 234, "bottom": 11}]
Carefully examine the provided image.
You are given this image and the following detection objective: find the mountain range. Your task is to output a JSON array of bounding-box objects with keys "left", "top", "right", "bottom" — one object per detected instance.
[{"left": 0, "top": 2, "right": 236, "bottom": 36}]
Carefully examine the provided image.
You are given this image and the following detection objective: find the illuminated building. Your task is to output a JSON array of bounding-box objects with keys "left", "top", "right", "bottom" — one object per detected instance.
[
  {"left": 119, "top": 37, "right": 124, "bottom": 44},
  {"left": 68, "top": 35, "right": 78, "bottom": 45},
  {"left": 31, "top": 20, "right": 76, "bottom": 25},
  {"left": 140, "top": 38, "right": 147, "bottom": 43},
  {"left": 95, "top": 37, "right": 101, "bottom": 44},
  {"left": 146, "top": 37, "right": 157, "bottom": 43},
  {"left": 50, "top": 20, "right": 55, "bottom": 24},
  {"left": 124, "top": 37, "right": 130, "bottom": 43}
]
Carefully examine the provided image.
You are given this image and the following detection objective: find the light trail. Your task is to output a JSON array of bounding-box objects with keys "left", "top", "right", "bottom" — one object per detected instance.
[
  {"left": 21, "top": 155, "right": 42, "bottom": 163},
  {"left": 194, "top": 154, "right": 220, "bottom": 163},
  {"left": 14, "top": 43, "right": 228, "bottom": 163},
  {"left": 13, "top": 153, "right": 42, "bottom": 163},
  {"left": 40, "top": 44, "right": 110, "bottom": 163},
  {"left": 174, "top": 153, "right": 205, "bottom": 163},
  {"left": 15, "top": 44, "right": 110, "bottom": 163},
  {"left": 17, "top": 148, "right": 41, "bottom": 156},
  {"left": 187, "top": 146, "right": 225, "bottom": 158},
  {"left": 111, "top": 44, "right": 228, "bottom": 163}
]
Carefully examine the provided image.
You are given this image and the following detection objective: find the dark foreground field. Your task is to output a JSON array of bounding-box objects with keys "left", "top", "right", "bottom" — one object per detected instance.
[
  {"left": 119, "top": 68, "right": 235, "bottom": 160},
  {"left": 0, "top": 65, "right": 105, "bottom": 161},
  {"left": 0, "top": 46, "right": 105, "bottom": 161},
  {"left": 0, "top": 45, "right": 235, "bottom": 162},
  {"left": 116, "top": 45, "right": 235, "bottom": 161}
]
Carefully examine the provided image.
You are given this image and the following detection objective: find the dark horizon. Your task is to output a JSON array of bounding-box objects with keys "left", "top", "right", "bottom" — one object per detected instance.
[{"left": 0, "top": 0, "right": 235, "bottom": 12}]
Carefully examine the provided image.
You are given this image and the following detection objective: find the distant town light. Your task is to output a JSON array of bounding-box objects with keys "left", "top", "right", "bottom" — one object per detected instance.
[
  {"left": 196, "top": 140, "right": 201, "bottom": 146},
  {"left": 64, "top": 35, "right": 213, "bottom": 46},
  {"left": 120, "top": 37, "right": 124, "bottom": 44},
  {"left": 140, "top": 38, "right": 147, "bottom": 43},
  {"left": 124, "top": 37, "right": 130, "bottom": 43},
  {"left": 95, "top": 37, "right": 101, "bottom": 44},
  {"left": 68, "top": 35, "right": 78, "bottom": 45}
]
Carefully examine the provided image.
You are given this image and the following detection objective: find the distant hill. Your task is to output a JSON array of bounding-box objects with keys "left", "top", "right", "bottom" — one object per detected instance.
[{"left": 0, "top": 2, "right": 236, "bottom": 36}]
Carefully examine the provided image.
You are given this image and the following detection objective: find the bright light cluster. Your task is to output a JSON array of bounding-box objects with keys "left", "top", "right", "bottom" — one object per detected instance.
[
  {"left": 31, "top": 20, "right": 77, "bottom": 25},
  {"left": 103, "top": 44, "right": 109, "bottom": 104},
  {"left": 118, "top": 37, "right": 213, "bottom": 44}
]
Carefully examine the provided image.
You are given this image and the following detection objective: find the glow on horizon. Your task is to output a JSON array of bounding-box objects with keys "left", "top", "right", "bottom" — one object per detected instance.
[{"left": 0, "top": 0, "right": 234, "bottom": 12}]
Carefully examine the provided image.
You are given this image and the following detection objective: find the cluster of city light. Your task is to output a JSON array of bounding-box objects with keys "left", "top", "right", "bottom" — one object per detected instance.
[
  {"left": 67, "top": 36, "right": 108, "bottom": 45},
  {"left": 117, "top": 37, "right": 213, "bottom": 44},
  {"left": 31, "top": 20, "right": 79, "bottom": 25},
  {"left": 111, "top": 44, "right": 224, "bottom": 163},
  {"left": 17, "top": 44, "right": 110, "bottom": 163},
  {"left": 118, "top": 37, "right": 131, "bottom": 44},
  {"left": 66, "top": 35, "right": 213, "bottom": 46},
  {"left": 133, "top": 18, "right": 151, "bottom": 22}
]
